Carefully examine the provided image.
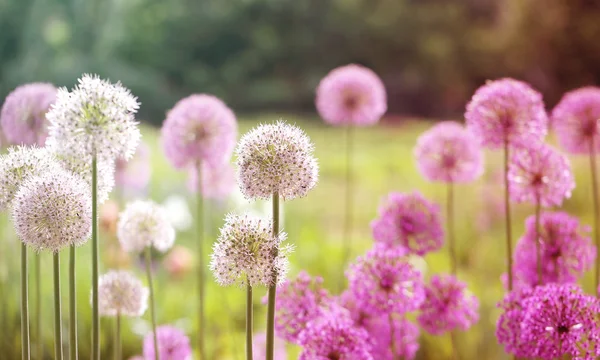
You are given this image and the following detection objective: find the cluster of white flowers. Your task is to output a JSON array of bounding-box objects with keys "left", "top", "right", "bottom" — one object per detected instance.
[
  {"left": 117, "top": 200, "right": 176, "bottom": 253},
  {"left": 98, "top": 270, "right": 148, "bottom": 317},
  {"left": 55, "top": 152, "right": 115, "bottom": 204}
]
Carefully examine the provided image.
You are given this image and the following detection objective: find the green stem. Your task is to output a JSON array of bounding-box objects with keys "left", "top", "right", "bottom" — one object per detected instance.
[
  {"left": 196, "top": 160, "right": 206, "bottom": 360},
  {"left": 114, "top": 313, "right": 121, "bottom": 360},
  {"left": 341, "top": 125, "right": 354, "bottom": 273},
  {"left": 91, "top": 156, "right": 99, "bottom": 360},
  {"left": 503, "top": 141, "right": 514, "bottom": 291},
  {"left": 53, "top": 253, "right": 63, "bottom": 360},
  {"left": 535, "top": 197, "right": 542, "bottom": 286},
  {"left": 246, "top": 280, "right": 253, "bottom": 360},
  {"left": 21, "top": 243, "right": 30, "bottom": 360},
  {"left": 447, "top": 182, "right": 457, "bottom": 275},
  {"left": 145, "top": 247, "right": 159, "bottom": 360},
  {"left": 69, "top": 245, "right": 78, "bottom": 360},
  {"left": 265, "top": 192, "right": 279, "bottom": 360},
  {"left": 35, "top": 253, "right": 41, "bottom": 359},
  {"left": 590, "top": 139, "right": 600, "bottom": 293},
  {"left": 389, "top": 313, "right": 396, "bottom": 359}
]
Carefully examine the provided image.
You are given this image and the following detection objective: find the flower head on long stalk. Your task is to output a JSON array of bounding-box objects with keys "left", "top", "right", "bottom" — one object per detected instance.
[
  {"left": 117, "top": 200, "right": 176, "bottom": 253},
  {"left": 98, "top": 270, "right": 148, "bottom": 317}
]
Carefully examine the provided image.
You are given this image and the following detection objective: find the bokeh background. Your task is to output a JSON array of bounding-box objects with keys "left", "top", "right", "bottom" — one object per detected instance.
[{"left": 1, "top": 0, "right": 600, "bottom": 359}]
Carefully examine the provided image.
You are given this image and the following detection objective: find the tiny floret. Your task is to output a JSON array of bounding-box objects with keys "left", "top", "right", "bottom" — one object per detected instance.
[
  {"left": 117, "top": 200, "right": 176, "bottom": 253},
  {"left": 98, "top": 270, "right": 148, "bottom": 316}
]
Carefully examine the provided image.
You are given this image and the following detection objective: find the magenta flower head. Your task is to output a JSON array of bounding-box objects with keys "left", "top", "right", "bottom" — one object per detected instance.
[
  {"left": 0, "top": 83, "right": 56, "bottom": 146},
  {"left": 143, "top": 325, "right": 192, "bottom": 360},
  {"left": 316, "top": 64, "right": 387, "bottom": 126},
  {"left": 465, "top": 78, "right": 548, "bottom": 149},
  {"left": 161, "top": 94, "right": 237, "bottom": 169},
  {"left": 371, "top": 191, "right": 444, "bottom": 256},
  {"left": 187, "top": 160, "right": 235, "bottom": 200},
  {"left": 346, "top": 245, "right": 425, "bottom": 316},
  {"left": 236, "top": 121, "right": 318, "bottom": 200},
  {"left": 514, "top": 211, "right": 595, "bottom": 287},
  {"left": 298, "top": 315, "right": 373, "bottom": 360},
  {"left": 551, "top": 87, "right": 600, "bottom": 154},
  {"left": 496, "top": 287, "right": 534, "bottom": 357},
  {"left": 115, "top": 141, "right": 151, "bottom": 193},
  {"left": 414, "top": 121, "right": 484, "bottom": 183},
  {"left": 417, "top": 274, "right": 479, "bottom": 335},
  {"left": 520, "top": 284, "right": 600, "bottom": 359},
  {"left": 252, "top": 332, "right": 287, "bottom": 360},
  {"left": 274, "top": 271, "right": 333, "bottom": 343},
  {"left": 508, "top": 142, "right": 574, "bottom": 207},
  {"left": 364, "top": 316, "right": 419, "bottom": 360}
]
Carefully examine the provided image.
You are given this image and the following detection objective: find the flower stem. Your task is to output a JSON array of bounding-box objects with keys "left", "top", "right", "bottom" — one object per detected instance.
[
  {"left": 589, "top": 140, "right": 600, "bottom": 293},
  {"left": 341, "top": 125, "right": 354, "bottom": 274},
  {"left": 35, "top": 252, "right": 41, "bottom": 359},
  {"left": 196, "top": 160, "right": 206, "bottom": 360},
  {"left": 114, "top": 312, "right": 121, "bottom": 360},
  {"left": 246, "top": 279, "right": 253, "bottom": 360},
  {"left": 21, "top": 243, "right": 30, "bottom": 360},
  {"left": 69, "top": 245, "right": 78, "bottom": 360},
  {"left": 91, "top": 156, "right": 99, "bottom": 360},
  {"left": 145, "top": 247, "right": 159, "bottom": 360},
  {"left": 265, "top": 192, "right": 279, "bottom": 360},
  {"left": 388, "top": 313, "right": 396, "bottom": 359},
  {"left": 534, "top": 197, "right": 542, "bottom": 286},
  {"left": 447, "top": 182, "right": 457, "bottom": 275},
  {"left": 503, "top": 141, "right": 514, "bottom": 291},
  {"left": 53, "top": 252, "right": 63, "bottom": 360}
]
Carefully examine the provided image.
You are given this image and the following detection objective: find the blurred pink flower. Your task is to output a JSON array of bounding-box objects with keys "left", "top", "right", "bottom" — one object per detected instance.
[
  {"left": 551, "top": 87, "right": 600, "bottom": 154},
  {"left": 252, "top": 332, "right": 287, "bottom": 360},
  {"left": 143, "top": 325, "right": 192, "bottom": 360},
  {"left": 187, "top": 160, "right": 235, "bottom": 200},
  {"left": 116, "top": 141, "right": 151, "bottom": 193},
  {"left": 163, "top": 245, "right": 194, "bottom": 279},
  {"left": 100, "top": 200, "right": 120, "bottom": 235}
]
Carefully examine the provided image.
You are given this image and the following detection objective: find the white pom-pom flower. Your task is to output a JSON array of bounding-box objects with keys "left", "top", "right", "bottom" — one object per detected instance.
[
  {"left": 54, "top": 151, "right": 115, "bottom": 204},
  {"left": 210, "top": 213, "right": 293, "bottom": 287},
  {"left": 46, "top": 74, "right": 141, "bottom": 161},
  {"left": 117, "top": 200, "right": 176, "bottom": 253},
  {"left": 235, "top": 121, "right": 318, "bottom": 200},
  {"left": 12, "top": 167, "right": 92, "bottom": 252},
  {"left": 98, "top": 270, "right": 149, "bottom": 317}
]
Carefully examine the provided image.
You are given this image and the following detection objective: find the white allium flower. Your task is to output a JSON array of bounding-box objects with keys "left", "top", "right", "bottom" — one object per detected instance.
[
  {"left": 12, "top": 167, "right": 92, "bottom": 252},
  {"left": 235, "top": 121, "right": 319, "bottom": 200},
  {"left": 98, "top": 270, "right": 149, "bottom": 317},
  {"left": 162, "top": 195, "right": 192, "bottom": 231},
  {"left": 54, "top": 151, "right": 115, "bottom": 204},
  {"left": 46, "top": 74, "right": 141, "bottom": 161},
  {"left": 0, "top": 146, "right": 63, "bottom": 211},
  {"left": 210, "top": 213, "right": 293, "bottom": 287},
  {"left": 117, "top": 200, "right": 176, "bottom": 253}
]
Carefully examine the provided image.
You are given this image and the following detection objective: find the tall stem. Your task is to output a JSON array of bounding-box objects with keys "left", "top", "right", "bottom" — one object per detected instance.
[
  {"left": 246, "top": 280, "right": 253, "bottom": 360},
  {"left": 388, "top": 314, "right": 396, "bottom": 359},
  {"left": 265, "top": 192, "right": 279, "bottom": 360},
  {"left": 447, "top": 182, "right": 457, "bottom": 275},
  {"left": 69, "top": 245, "right": 78, "bottom": 360},
  {"left": 503, "top": 141, "right": 514, "bottom": 291},
  {"left": 114, "top": 313, "right": 121, "bottom": 360},
  {"left": 35, "top": 253, "right": 42, "bottom": 359},
  {"left": 145, "top": 247, "right": 159, "bottom": 360},
  {"left": 196, "top": 160, "right": 206, "bottom": 359},
  {"left": 53, "top": 253, "right": 63, "bottom": 360},
  {"left": 590, "top": 139, "right": 600, "bottom": 293},
  {"left": 341, "top": 125, "right": 354, "bottom": 271},
  {"left": 91, "top": 156, "right": 99, "bottom": 360},
  {"left": 21, "top": 243, "right": 30, "bottom": 360},
  {"left": 534, "top": 197, "right": 542, "bottom": 286}
]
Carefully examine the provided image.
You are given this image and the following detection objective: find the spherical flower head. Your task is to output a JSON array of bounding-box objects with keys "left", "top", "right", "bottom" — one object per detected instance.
[
  {"left": 161, "top": 94, "right": 237, "bottom": 168},
  {"left": 210, "top": 213, "right": 292, "bottom": 287},
  {"left": 252, "top": 332, "right": 287, "bottom": 360},
  {"left": 97, "top": 270, "right": 148, "bottom": 316},
  {"left": 298, "top": 316, "right": 373, "bottom": 360},
  {"left": 0, "top": 146, "right": 63, "bottom": 211},
  {"left": 117, "top": 200, "right": 175, "bottom": 253},
  {"left": 55, "top": 151, "right": 115, "bottom": 204},
  {"left": 371, "top": 191, "right": 444, "bottom": 256},
  {"left": 465, "top": 78, "right": 548, "bottom": 149},
  {"left": 316, "top": 64, "right": 387, "bottom": 126},
  {"left": 551, "top": 87, "right": 600, "bottom": 154},
  {"left": 115, "top": 141, "right": 151, "bottom": 192},
  {"left": 0, "top": 83, "right": 57, "bottom": 146},
  {"left": 46, "top": 74, "right": 140, "bottom": 161},
  {"left": 363, "top": 316, "right": 419, "bottom": 360},
  {"left": 520, "top": 284, "right": 600, "bottom": 359},
  {"left": 414, "top": 121, "right": 483, "bottom": 183},
  {"left": 514, "top": 211, "right": 595, "bottom": 287},
  {"left": 274, "top": 271, "right": 333, "bottom": 343},
  {"left": 508, "top": 142, "right": 574, "bottom": 207},
  {"left": 417, "top": 274, "right": 479, "bottom": 335},
  {"left": 496, "top": 287, "right": 534, "bottom": 357},
  {"left": 143, "top": 325, "right": 192, "bottom": 360},
  {"left": 236, "top": 121, "right": 318, "bottom": 200},
  {"left": 346, "top": 245, "right": 425, "bottom": 316},
  {"left": 187, "top": 160, "right": 235, "bottom": 200},
  {"left": 12, "top": 167, "right": 92, "bottom": 252}
]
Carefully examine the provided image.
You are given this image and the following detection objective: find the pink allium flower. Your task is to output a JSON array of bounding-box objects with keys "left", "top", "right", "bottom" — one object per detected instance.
[
  {"left": 371, "top": 191, "right": 444, "bottom": 256},
  {"left": 0, "top": 83, "right": 56, "bottom": 146},
  {"left": 417, "top": 274, "right": 479, "bottom": 335},
  {"left": 163, "top": 245, "right": 194, "bottom": 279},
  {"left": 115, "top": 141, "right": 151, "bottom": 193},
  {"left": 520, "top": 284, "right": 600, "bottom": 359},
  {"left": 143, "top": 325, "right": 192, "bottom": 360},
  {"left": 514, "top": 212, "right": 595, "bottom": 287},
  {"left": 274, "top": 271, "right": 333, "bottom": 343},
  {"left": 187, "top": 160, "right": 235, "bottom": 200},
  {"left": 315, "top": 64, "right": 387, "bottom": 126},
  {"left": 252, "top": 332, "right": 287, "bottom": 360},
  {"left": 414, "top": 121, "right": 483, "bottom": 183},
  {"left": 496, "top": 287, "right": 534, "bottom": 357},
  {"left": 551, "top": 87, "right": 600, "bottom": 154},
  {"left": 346, "top": 245, "right": 425, "bottom": 316},
  {"left": 161, "top": 94, "right": 237, "bottom": 169},
  {"left": 465, "top": 78, "right": 548, "bottom": 149},
  {"left": 298, "top": 316, "right": 373, "bottom": 360},
  {"left": 508, "top": 142, "right": 574, "bottom": 207}
]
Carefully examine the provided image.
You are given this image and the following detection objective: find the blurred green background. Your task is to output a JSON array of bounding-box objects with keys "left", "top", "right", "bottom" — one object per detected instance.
[{"left": 1, "top": 0, "right": 600, "bottom": 359}]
